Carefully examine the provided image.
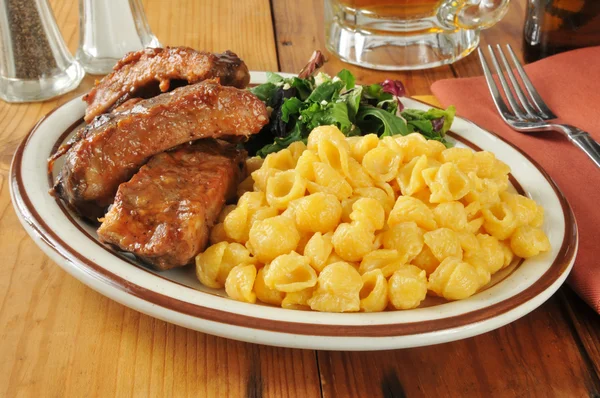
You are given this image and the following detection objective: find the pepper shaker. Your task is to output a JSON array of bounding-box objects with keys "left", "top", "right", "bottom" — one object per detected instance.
[
  {"left": 0, "top": 0, "right": 85, "bottom": 103},
  {"left": 76, "top": 0, "right": 161, "bottom": 74}
]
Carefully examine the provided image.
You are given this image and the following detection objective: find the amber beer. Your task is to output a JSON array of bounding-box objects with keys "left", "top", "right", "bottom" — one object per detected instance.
[
  {"left": 524, "top": 0, "right": 600, "bottom": 62},
  {"left": 337, "top": 0, "right": 442, "bottom": 19}
]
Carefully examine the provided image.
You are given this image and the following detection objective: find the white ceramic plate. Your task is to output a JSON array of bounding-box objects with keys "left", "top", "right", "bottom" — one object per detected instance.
[{"left": 10, "top": 72, "right": 577, "bottom": 350}]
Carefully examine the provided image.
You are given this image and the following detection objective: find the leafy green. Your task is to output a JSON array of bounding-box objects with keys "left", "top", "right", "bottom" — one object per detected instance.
[
  {"left": 309, "top": 102, "right": 352, "bottom": 133},
  {"left": 307, "top": 80, "right": 345, "bottom": 103},
  {"left": 249, "top": 83, "right": 278, "bottom": 105},
  {"left": 288, "top": 77, "right": 313, "bottom": 100},
  {"left": 377, "top": 98, "right": 399, "bottom": 116},
  {"left": 266, "top": 72, "right": 284, "bottom": 84},
  {"left": 336, "top": 69, "right": 355, "bottom": 89},
  {"left": 363, "top": 84, "right": 393, "bottom": 102},
  {"left": 357, "top": 106, "right": 408, "bottom": 137},
  {"left": 281, "top": 97, "right": 303, "bottom": 123},
  {"left": 406, "top": 119, "right": 433, "bottom": 134},
  {"left": 340, "top": 86, "right": 363, "bottom": 120},
  {"left": 257, "top": 124, "right": 304, "bottom": 157},
  {"left": 401, "top": 105, "right": 456, "bottom": 134},
  {"left": 429, "top": 105, "right": 456, "bottom": 133},
  {"left": 246, "top": 69, "right": 454, "bottom": 156}
]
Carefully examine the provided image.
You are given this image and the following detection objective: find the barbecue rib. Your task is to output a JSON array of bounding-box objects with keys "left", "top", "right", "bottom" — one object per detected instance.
[
  {"left": 97, "top": 140, "right": 245, "bottom": 270},
  {"left": 51, "top": 80, "right": 268, "bottom": 218},
  {"left": 83, "top": 47, "right": 251, "bottom": 123}
]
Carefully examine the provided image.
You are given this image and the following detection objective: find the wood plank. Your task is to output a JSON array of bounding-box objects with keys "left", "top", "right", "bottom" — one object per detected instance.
[
  {"left": 0, "top": 261, "right": 322, "bottom": 398},
  {"left": 560, "top": 287, "right": 600, "bottom": 379},
  {"left": 317, "top": 294, "right": 600, "bottom": 398},
  {"left": 47, "top": 0, "right": 280, "bottom": 71},
  {"left": 0, "top": 0, "right": 322, "bottom": 397},
  {"left": 142, "top": 0, "right": 279, "bottom": 71},
  {"left": 270, "top": 0, "right": 456, "bottom": 95}
]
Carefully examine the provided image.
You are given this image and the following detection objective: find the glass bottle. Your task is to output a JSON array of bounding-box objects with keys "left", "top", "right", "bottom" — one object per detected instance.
[{"left": 523, "top": 0, "right": 600, "bottom": 63}]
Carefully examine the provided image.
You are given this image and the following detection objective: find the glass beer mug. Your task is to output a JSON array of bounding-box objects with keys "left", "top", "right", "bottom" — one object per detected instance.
[{"left": 325, "top": 0, "right": 511, "bottom": 70}]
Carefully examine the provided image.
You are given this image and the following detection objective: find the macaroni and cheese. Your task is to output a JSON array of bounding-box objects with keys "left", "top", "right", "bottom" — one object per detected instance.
[{"left": 195, "top": 126, "right": 551, "bottom": 312}]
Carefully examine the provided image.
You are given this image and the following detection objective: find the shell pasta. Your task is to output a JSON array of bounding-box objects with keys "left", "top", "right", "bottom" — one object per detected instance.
[{"left": 196, "top": 125, "right": 551, "bottom": 312}]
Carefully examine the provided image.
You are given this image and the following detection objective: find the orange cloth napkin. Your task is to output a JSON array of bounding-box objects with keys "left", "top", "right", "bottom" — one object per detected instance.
[{"left": 431, "top": 46, "right": 600, "bottom": 313}]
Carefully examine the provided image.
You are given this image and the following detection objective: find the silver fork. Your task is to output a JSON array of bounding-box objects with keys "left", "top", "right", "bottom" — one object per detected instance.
[{"left": 478, "top": 44, "right": 600, "bottom": 169}]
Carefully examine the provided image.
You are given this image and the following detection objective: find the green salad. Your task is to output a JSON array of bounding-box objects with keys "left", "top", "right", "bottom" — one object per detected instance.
[{"left": 245, "top": 69, "right": 456, "bottom": 157}]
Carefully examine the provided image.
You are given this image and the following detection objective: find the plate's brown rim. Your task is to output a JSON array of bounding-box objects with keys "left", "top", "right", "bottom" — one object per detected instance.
[{"left": 10, "top": 96, "right": 578, "bottom": 338}]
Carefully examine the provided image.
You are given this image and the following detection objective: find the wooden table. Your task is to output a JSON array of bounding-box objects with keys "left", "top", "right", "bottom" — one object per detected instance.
[{"left": 1, "top": 0, "right": 599, "bottom": 396}]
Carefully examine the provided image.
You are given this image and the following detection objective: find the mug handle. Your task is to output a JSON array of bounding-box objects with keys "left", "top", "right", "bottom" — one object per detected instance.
[{"left": 439, "top": 0, "right": 511, "bottom": 30}]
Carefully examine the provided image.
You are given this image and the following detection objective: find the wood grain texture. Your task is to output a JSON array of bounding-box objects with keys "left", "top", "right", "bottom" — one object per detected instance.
[
  {"left": 317, "top": 295, "right": 600, "bottom": 398},
  {"left": 0, "top": 0, "right": 599, "bottom": 397},
  {"left": 0, "top": 1, "right": 320, "bottom": 397},
  {"left": 560, "top": 287, "right": 600, "bottom": 380}
]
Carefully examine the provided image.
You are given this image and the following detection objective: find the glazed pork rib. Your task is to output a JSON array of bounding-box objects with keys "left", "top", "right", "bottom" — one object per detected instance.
[
  {"left": 97, "top": 140, "right": 246, "bottom": 270},
  {"left": 52, "top": 80, "right": 268, "bottom": 218},
  {"left": 83, "top": 47, "right": 251, "bottom": 123}
]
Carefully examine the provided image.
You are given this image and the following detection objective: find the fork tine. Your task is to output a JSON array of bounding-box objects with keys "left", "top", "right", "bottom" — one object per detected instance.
[
  {"left": 506, "top": 44, "right": 557, "bottom": 119},
  {"left": 495, "top": 45, "right": 538, "bottom": 118},
  {"left": 486, "top": 45, "right": 527, "bottom": 120},
  {"left": 477, "top": 47, "right": 513, "bottom": 120}
]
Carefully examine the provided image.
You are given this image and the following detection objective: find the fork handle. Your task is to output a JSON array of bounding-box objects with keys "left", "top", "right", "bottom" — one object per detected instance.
[{"left": 565, "top": 127, "right": 600, "bottom": 169}]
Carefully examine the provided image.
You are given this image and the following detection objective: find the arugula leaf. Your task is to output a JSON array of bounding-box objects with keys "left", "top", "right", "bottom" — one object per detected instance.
[
  {"left": 433, "top": 105, "right": 455, "bottom": 133},
  {"left": 287, "top": 77, "right": 313, "bottom": 100},
  {"left": 281, "top": 97, "right": 303, "bottom": 123},
  {"left": 363, "top": 84, "right": 393, "bottom": 102},
  {"left": 400, "top": 109, "right": 423, "bottom": 120},
  {"left": 300, "top": 101, "right": 352, "bottom": 134},
  {"left": 321, "top": 102, "right": 352, "bottom": 133},
  {"left": 249, "top": 83, "right": 279, "bottom": 105},
  {"left": 340, "top": 86, "right": 363, "bottom": 121},
  {"left": 266, "top": 72, "right": 284, "bottom": 84},
  {"left": 356, "top": 105, "right": 408, "bottom": 136},
  {"left": 407, "top": 119, "right": 433, "bottom": 135},
  {"left": 307, "top": 80, "right": 345, "bottom": 103},
  {"left": 401, "top": 105, "right": 456, "bottom": 134},
  {"left": 299, "top": 102, "right": 320, "bottom": 124},
  {"left": 257, "top": 124, "right": 304, "bottom": 157},
  {"left": 377, "top": 98, "right": 399, "bottom": 115},
  {"left": 336, "top": 69, "right": 355, "bottom": 90}
]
